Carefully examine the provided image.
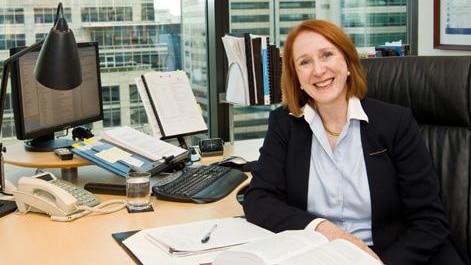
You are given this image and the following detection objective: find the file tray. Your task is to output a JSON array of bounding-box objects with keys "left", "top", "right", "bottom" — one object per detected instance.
[{"left": 71, "top": 139, "right": 176, "bottom": 177}]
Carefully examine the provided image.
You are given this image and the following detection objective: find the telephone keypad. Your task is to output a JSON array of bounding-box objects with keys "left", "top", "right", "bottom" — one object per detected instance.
[{"left": 50, "top": 179, "right": 100, "bottom": 207}]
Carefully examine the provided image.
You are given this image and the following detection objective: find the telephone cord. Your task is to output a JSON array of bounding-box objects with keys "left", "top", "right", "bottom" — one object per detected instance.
[{"left": 51, "top": 199, "right": 127, "bottom": 222}]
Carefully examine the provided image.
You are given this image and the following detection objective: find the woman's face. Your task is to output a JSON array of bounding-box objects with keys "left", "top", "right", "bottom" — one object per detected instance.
[{"left": 292, "top": 31, "right": 349, "bottom": 107}]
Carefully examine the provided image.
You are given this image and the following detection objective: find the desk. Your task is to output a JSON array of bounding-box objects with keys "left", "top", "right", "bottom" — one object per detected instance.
[
  {"left": 0, "top": 139, "right": 262, "bottom": 265},
  {"left": 3, "top": 142, "right": 91, "bottom": 180}
]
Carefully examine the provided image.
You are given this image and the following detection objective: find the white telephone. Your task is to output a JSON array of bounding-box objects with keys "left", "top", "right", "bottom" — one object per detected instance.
[{"left": 13, "top": 172, "right": 126, "bottom": 221}]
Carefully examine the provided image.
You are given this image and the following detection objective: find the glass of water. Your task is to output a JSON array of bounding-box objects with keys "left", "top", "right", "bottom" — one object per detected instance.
[{"left": 126, "top": 171, "right": 151, "bottom": 211}]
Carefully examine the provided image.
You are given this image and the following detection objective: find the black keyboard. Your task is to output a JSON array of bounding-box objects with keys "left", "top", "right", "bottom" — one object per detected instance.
[{"left": 152, "top": 164, "right": 247, "bottom": 203}]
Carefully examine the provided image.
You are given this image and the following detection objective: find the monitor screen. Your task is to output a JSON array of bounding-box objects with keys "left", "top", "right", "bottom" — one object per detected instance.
[{"left": 9, "top": 42, "right": 103, "bottom": 151}]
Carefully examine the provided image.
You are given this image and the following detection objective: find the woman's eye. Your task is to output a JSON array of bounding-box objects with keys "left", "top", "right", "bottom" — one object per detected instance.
[
  {"left": 298, "top": 59, "right": 312, "bottom": 67},
  {"left": 321, "top": 52, "right": 333, "bottom": 60}
]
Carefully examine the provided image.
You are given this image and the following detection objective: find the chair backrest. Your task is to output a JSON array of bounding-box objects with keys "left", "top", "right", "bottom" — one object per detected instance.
[{"left": 361, "top": 56, "right": 471, "bottom": 259}]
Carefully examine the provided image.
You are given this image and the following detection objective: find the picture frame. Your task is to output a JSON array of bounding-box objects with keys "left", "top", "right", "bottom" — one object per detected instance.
[{"left": 433, "top": 0, "right": 471, "bottom": 51}]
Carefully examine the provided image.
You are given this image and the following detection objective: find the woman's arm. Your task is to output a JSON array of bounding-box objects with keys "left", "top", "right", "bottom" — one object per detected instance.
[{"left": 243, "top": 107, "right": 317, "bottom": 232}]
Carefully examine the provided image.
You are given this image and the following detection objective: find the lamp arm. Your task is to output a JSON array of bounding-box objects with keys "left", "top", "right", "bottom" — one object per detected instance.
[
  {"left": 0, "top": 39, "right": 44, "bottom": 193},
  {"left": 0, "top": 39, "right": 44, "bottom": 126}
]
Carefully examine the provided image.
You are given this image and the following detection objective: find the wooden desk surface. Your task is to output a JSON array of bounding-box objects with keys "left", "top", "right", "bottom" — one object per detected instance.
[
  {"left": 3, "top": 142, "right": 90, "bottom": 168},
  {"left": 0, "top": 139, "right": 263, "bottom": 265}
]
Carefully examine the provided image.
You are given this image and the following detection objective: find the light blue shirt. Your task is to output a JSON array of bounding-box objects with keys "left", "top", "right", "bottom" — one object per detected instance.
[{"left": 304, "top": 97, "right": 373, "bottom": 245}]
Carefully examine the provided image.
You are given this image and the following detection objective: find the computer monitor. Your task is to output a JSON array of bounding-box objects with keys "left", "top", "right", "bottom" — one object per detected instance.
[{"left": 9, "top": 42, "right": 103, "bottom": 152}]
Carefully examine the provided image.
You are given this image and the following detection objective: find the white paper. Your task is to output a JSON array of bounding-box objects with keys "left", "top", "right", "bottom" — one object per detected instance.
[
  {"left": 222, "top": 34, "right": 251, "bottom": 105},
  {"left": 121, "top": 217, "right": 274, "bottom": 265},
  {"left": 122, "top": 230, "right": 218, "bottom": 265},
  {"left": 144, "top": 217, "right": 274, "bottom": 256},
  {"left": 141, "top": 71, "right": 208, "bottom": 137},
  {"left": 101, "top": 126, "right": 187, "bottom": 161}
]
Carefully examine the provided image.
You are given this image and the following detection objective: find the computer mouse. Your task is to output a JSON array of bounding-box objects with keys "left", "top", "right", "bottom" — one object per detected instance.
[
  {"left": 218, "top": 156, "right": 247, "bottom": 167},
  {"left": 217, "top": 156, "right": 254, "bottom": 172}
]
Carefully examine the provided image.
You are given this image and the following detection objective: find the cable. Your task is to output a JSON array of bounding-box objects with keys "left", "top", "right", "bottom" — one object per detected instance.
[
  {"left": 0, "top": 190, "right": 13, "bottom": 196},
  {"left": 50, "top": 199, "right": 127, "bottom": 222}
]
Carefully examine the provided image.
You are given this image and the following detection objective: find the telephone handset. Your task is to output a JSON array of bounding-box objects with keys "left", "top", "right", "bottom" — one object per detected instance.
[{"left": 13, "top": 172, "right": 100, "bottom": 217}]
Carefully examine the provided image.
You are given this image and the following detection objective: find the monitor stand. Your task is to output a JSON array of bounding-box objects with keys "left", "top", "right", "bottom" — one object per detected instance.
[
  {"left": 24, "top": 135, "right": 73, "bottom": 152},
  {"left": 177, "top": 136, "right": 189, "bottom": 150}
]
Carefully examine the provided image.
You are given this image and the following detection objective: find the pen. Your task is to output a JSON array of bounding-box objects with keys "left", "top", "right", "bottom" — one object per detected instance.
[{"left": 201, "top": 224, "right": 218, "bottom": 244}]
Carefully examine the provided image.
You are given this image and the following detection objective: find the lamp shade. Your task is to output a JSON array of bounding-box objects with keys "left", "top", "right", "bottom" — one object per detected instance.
[{"left": 34, "top": 11, "right": 82, "bottom": 90}]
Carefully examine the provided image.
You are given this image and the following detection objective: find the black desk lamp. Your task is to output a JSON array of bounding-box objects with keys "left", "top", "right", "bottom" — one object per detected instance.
[{"left": 0, "top": 2, "right": 82, "bottom": 216}]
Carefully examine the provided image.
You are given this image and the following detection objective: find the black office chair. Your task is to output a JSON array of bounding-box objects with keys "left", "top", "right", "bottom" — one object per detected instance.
[{"left": 361, "top": 56, "right": 471, "bottom": 260}]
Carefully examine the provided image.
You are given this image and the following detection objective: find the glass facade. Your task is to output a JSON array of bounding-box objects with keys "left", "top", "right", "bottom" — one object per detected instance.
[{"left": 0, "top": 0, "right": 409, "bottom": 144}]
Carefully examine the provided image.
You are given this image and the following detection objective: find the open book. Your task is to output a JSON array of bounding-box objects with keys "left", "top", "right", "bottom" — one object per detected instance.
[{"left": 212, "top": 230, "right": 382, "bottom": 265}]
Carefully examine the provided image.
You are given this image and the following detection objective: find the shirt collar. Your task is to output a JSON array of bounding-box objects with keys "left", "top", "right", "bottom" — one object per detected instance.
[
  {"left": 347, "top": 97, "right": 369, "bottom": 123},
  {"left": 296, "top": 97, "right": 369, "bottom": 123}
]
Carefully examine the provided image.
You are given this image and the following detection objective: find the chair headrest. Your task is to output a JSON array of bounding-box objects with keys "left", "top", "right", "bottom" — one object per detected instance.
[{"left": 361, "top": 56, "right": 471, "bottom": 127}]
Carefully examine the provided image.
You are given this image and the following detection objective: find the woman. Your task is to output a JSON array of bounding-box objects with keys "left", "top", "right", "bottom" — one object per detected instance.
[{"left": 243, "top": 19, "right": 467, "bottom": 264}]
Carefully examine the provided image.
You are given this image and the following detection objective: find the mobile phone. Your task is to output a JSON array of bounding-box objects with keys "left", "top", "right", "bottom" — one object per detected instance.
[{"left": 54, "top": 148, "right": 74, "bottom": 160}]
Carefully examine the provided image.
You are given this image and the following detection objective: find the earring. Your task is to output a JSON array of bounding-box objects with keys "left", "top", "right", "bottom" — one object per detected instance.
[{"left": 347, "top": 71, "right": 351, "bottom": 76}]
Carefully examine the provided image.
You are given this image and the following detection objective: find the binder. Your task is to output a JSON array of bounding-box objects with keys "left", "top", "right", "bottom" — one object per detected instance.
[
  {"left": 111, "top": 230, "right": 142, "bottom": 265},
  {"left": 249, "top": 34, "right": 271, "bottom": 105},
  {"left": 268, "top": 45, "right": 282, "bottom": 104},
  {"left": 251, "top": 36, "right": 264, "bottom": 105},
  {"left": 243, "top": 33, "right": 257, "bottom": 105},
  {"left": 261, "top": 37, "right": 270, "bottom": 105}
]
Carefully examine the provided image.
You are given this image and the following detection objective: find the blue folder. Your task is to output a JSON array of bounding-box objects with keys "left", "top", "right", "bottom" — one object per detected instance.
[{"left": 71, "top": 140, "right": 171, "bottom": 177}]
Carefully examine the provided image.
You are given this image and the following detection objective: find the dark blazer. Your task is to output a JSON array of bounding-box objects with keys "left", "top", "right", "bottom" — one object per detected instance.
[{"left": 243, "top": 98, "right": 465, "bottom": 265}]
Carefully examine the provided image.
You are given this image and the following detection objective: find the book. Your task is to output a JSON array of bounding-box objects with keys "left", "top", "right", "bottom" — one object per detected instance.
[
  {"left": 139, "top": 70, "right": 208, "bottom": 139},
  {"left": 113, "top": 217, "right": 275, "bottom": 264},
  {"left": 212, "top": 230, "right": 382, "bottom": 265}
]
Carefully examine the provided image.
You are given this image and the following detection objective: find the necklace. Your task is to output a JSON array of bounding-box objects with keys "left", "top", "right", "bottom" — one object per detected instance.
[{"left": 323, "top": 125, "right": 341, "bottom": 137}]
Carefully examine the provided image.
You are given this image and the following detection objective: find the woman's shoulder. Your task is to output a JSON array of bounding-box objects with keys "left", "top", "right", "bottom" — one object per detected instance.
[{"left": 361, "top": 97, "right": 415, "bottom": 130}]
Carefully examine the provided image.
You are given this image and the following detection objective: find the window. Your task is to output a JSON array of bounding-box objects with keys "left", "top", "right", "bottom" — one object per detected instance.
[
  {"left": 0, "top": 8, "right": 24, "bottom": 24},
  {"left": 129, "top": 84, "right": 148, "bottom": 126},
  {"left": 0, "top": 1, "right": 411, "bottom": 143}
]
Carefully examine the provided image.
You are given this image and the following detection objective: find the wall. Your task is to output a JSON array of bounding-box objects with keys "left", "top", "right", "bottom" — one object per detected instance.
[{"left": 418, "top": 0, "right": 471, "bottom": 55}]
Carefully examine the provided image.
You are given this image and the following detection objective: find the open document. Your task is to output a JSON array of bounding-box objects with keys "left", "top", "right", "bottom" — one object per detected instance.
[
  {"left": 101, "top": 126, "right": 188, "bottom": 162},
  {"left": 113, "top": 217, "right": 274, "bottom": 264},
  {"left": 139, "top": 71, "right": 208, "bottom": 139}
]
